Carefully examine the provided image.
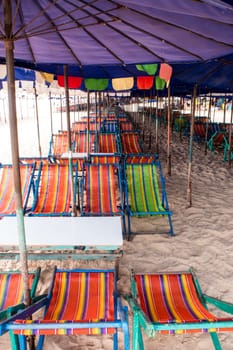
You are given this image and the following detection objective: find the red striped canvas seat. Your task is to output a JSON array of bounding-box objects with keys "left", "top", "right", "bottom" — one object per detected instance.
[
  {"left": 91, "top": 155, "right": 121, "bottom": 165},
  {"left": 0, "top": 273, "right": 35, "bottom": 311},
  {"left": 135, "top": 273, "right": 233, "bottom": 334},
  {"left": 31, "top": 164, "right": 71, "bottom": 215},
  {"left": 83, "top": 164, "right": 120, "bottom": 215},
  {"left": 72, "top": 122, "right": 98, "bottom": 132},
  {"left": 52, "top": 134, "right": 69, "bottom": 156},
  {"left": 74, "top": 132, "right": 95, "bottom": 153},
  {"left": 0, "top": 164, "right": 34, "bottom": 215},
  {"left": 99, "top": 134, "right": 118, "bottom": 153},
  {"left": 14, "top": 271, "right": 116, "bottom": 335},
  {"left": 121, "top": 133, "right": 142, "bottom": 154}
]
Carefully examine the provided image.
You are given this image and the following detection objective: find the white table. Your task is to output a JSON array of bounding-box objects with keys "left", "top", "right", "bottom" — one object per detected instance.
[{"left": 0, "top": 216, "right": 122, "bottom": 248}]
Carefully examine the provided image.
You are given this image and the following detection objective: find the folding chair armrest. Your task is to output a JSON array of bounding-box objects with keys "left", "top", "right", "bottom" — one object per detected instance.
[
  {"left": 203, "top": 294, "right": 233, "bottom": 315},
  {"left": 31, "top": 294, "right": 49, "bottom": 303},
  {"left": 0, "top": 303, "right": 25, "bottom": 321},
  {"left": 124, "top": 294, "right": 141, "bottom": 313},
  {"left": 0, "top": 296, "right": 49, "bottom": 335}
]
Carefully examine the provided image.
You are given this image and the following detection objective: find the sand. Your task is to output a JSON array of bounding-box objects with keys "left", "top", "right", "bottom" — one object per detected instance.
[{"left": 0, "top": 100, "right": 233, "bottom": 349}]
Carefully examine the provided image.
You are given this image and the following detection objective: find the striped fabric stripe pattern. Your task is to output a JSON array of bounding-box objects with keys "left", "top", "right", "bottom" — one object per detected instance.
[
  {"left": 99, "top": 134, "right": 117, "bottom": 153},
  {"left": 15, "top": 271, "right": 115, "bottom": 335},
  {"left": 135, "top": 273, "right": 222, "bottom": 334},
  {"left": 126, "top": 164, "right": 165, "bottom": 213},
  {"left": 0, "top": 165, "right": 33, "bottom": 215},
  {"left": 53, "top": 134, "right": 69, "bottom": 155},
  {"left": 74, "top": 133, "right": 95, "bottom": 152},
  {"left": 32, "top": 164, "right": 71, "bottom": 214},
  {"left": 121, "top": 134, "right": 142, "bottom": 154},
  {"left": 85, "top": 164, "right": 119, "bottom": 215},
  {"left": 0, "top": 274, "right": 34, "bottom": 310}
]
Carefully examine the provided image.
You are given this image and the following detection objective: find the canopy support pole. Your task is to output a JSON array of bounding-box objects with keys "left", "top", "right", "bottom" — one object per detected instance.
[
  {"left": 155, "top": 91, "right": 159, "bottom": 154},
  {"left": 49, "top": 91, "right": 53, "bottom": 135},
  {"left": 34, "top": 85, "right": 42, "bottom": 158},
  {"left": 60, "top": 94, "right": 63, "bottom": 130},
  {"left": 228, "top": 94, "right": 233, "bottom": 168},
  {"left": 3, "top": 0, "right": 31, "bottom": 306},
  {"left": 187, "top": 84, "right": 197, "bottom": 207},
  {"left": 87, "top": 90, "right": 90, "bottom": 157},
  {"left": 63, "top": 65, "right": 77, "bottom": 216},
  {"left": 204, "top": 94, "right": 212, "bottom": 155},
  {"left": 167, "top": 84, "right": 171, "bottom": 176}
]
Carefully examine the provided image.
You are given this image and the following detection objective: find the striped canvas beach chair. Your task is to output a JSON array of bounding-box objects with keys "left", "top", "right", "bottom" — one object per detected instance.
[
  {"left": 49, "top": 133, "right": 69, "bottom": 157},
  {"left": 30, "top": 163, "right": 76, "bottom": 216},
  {"left": 124, "top": 161, "right": 174, "bottom": 236},
  {"left": 0, "top": 268, "right": 41, "bottom": 347},
  {"left": 100, "top": 120, "right": 118, "bottom": 133},
  {"left": 0, "top": 164, "right": 35, "bottom": 216},
  {"left": 80, "top": 163, "right": 124, "bottom": 217},
  {"left": 119, "top": 121, "right": 134, "bottom": 132},
  {"left": 8, "top": 268, "right": 129, "bottom": 350},
  {"left": 126, "top": 269, "right": 233, "bottom": 350},
  {"left": 99, "top": 133, "right": 119, "bottom": 153},
  {"left": 207, "top": 131, "right": 228, "bottom": 154},
  {"left": 0, "top": 268, "right": 40, "bottom": 321},
  {"left": 90, "top": 154, "right": 121, "bottom": 165},
  {"left": 72, "top": 121, "right": 99, "bottom": 132},
  {"left": 73, "top": 131, "right": 96, "bottom": 153},
  {"left": 120, "top": 133, "right": 142, "bottom": 154},
  {"left": 125, "top": 154, "right": 158, "bottom": 164}
]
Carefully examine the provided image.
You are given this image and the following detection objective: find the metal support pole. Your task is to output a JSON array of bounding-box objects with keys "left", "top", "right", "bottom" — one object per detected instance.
[
  {"left": 187, "top": 84, "right": 197, "bottom": 207},
  {"left": 3, "top": 0, "right": 30, "bottom": 306}
]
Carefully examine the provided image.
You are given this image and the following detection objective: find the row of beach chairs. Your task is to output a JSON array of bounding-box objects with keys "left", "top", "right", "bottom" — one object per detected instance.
[
  {"left": 0, "top": 155, "right": 174, "bottom": 237},
  {"left": 49, "top": 112, "right": 142, "bottom": 158},
  {"left": 49, "top": 130, "right": 142, "bottom": 156},
  {"left": 1, "top": 267, "right": 233, "bottom": 349}
]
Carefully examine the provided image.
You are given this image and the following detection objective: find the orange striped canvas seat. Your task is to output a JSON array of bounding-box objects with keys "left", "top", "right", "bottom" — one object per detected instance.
[
  {"left": 135, "top": 273, "right": 221, "bottom": 332},
  {"left": 120, "top": 121, "right": 134, "bottom": 131},
  {"left": 0, "top": 268, "right": 40, "bottom": 320},
  {"left": 30, "top": 163, "right": 72, "bottom": 216},
  {"left": 0, "top": 164, "right": 35, "bottom": 216},
  {"left": 81, "top": 164, "right": 121, "bottom": 216},
  {"left": 51, "top": 133, "right": 69, "bottom": 156},
  {"left": 128, "top": 271, "right": 233, "bottom": 350},
  {"left": 91, "top": 154, "right": 121, "bottom": 165},
  {"left": 11, "top": 269, "right": 129, "bottom": 350},
  {"left": 125, "top": 154, "right": 158, "bottom": 164},
  {"left": 74, "top": 132, "right": 96, "bottom": 153},
  {"left": 14, "top": 271, "right": 115, "bottom": 335},
  {"left": 72, "top": 121, "right": 98, "bottom": 132},
  {"left": 120, "top": 133, "right": 142, "bottom": 154},
  {"left": 99, "top": 133, "right": 118, "bottom": 153}
]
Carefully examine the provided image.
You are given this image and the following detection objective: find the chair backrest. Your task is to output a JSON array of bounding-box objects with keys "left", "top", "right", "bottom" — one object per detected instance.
[
  {"left": 99, "top": 133, "right": 118, "bottom": 153},
  {"left": 45, "top": 270, "right": 115, "bottom": 328},
  {"left": 90, "top": 154, "right": 121, "bottom": 165},
  {"left": 52, "top": 134, "right": 69, "bottom": 156},
  {"left": 82, "top": 163, "right": 121, "bottom": 215},
  {"left": 126, "top": 163, "right": 165, "bottom": 213},
  {"left": 0, "top": 164, "right": 35, "bottom": 216},
  {"left": 121, "top": 133, "right": 142, "bottom": 154},
  {"left": 74, "top": 132, "right": 96, "bottom": 153},
  {"left": 0, "top": 269, "right": 40, "bottom": 311},
  {"left": 31, "top": 163, "right": 72, "bottom": 215},
  {"left": 125, "top": 154, "right": 158, "bottom": 164},
  {"left": 134, "top": 273, "right": 217, "bottom": 324},
  {"left": 72, "top": 122, "right": 98, "bottom": 132},
  {"left": 120, "top": 121, "right": 134, "bottom": 132}
]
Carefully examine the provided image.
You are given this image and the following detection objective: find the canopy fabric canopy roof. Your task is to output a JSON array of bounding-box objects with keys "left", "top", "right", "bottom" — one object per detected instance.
[{"left": 0, "top": 0, "right": 233, "bottom": 71}]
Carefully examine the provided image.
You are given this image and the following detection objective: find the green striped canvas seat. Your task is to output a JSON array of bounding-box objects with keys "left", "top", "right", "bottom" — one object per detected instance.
[{"left": 125, "top": 162, "right": 174, "bottom": 236}]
